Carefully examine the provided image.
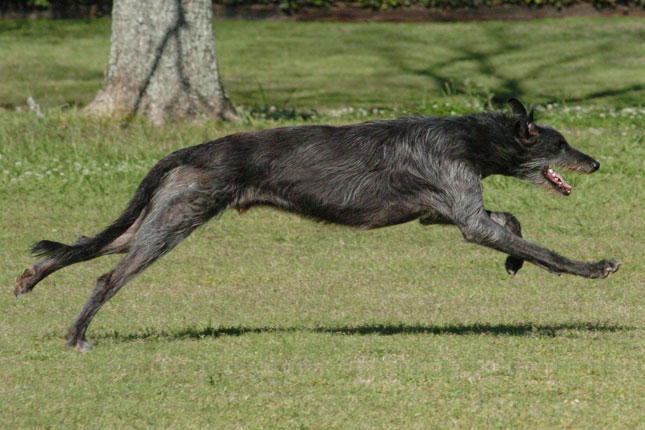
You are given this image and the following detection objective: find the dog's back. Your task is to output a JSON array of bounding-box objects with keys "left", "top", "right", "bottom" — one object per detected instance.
[{"left": 211, "top": 118, "right": 439, "bottom": 227}]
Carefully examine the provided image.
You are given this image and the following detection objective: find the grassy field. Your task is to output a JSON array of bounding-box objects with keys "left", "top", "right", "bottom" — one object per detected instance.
[{"left": 1, "top": 17, "right": 644, "bottom": 429}]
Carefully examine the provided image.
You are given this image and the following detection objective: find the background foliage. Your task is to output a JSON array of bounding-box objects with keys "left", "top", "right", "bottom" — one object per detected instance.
[
  {"left": 6, "top": 0, "right": 645, "bottom": 14},
  {"left": 217, "top": 0, "right": 645, "bottom": 11}
]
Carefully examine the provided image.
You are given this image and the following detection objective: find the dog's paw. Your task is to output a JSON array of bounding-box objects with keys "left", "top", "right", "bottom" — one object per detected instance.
[
  {"left": 14, "top": 268, "right": 35, "bottom": 297},
  {"left": 66, "top": 337, "right": 92, "bottom": 352},
  {"left": 505, "top": 256, "right": 524, "bottom": 277},
  {"left": 589, "top": 259, "right": 621, "bottom": 279},
  {"left": 600, "top": 259, "right": 621, "bottom": 278}
]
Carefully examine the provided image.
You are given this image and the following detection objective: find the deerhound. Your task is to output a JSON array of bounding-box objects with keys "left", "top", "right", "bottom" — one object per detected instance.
[{"left": 15, "top": 99, "right": 620, "bottom": 351}]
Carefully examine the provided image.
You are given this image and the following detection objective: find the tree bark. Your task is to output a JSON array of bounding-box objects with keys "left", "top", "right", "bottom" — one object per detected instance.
[{"left": 85, "top": 0, "right": 237, "bottom": 125}]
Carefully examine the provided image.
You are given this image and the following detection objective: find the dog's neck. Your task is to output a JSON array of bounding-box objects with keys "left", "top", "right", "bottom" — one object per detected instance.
[{"left": 454, "top": 113, "right": 524, "bottom": 179}]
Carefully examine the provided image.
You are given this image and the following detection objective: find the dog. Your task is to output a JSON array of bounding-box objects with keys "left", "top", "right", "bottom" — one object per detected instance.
[{"left": 15, "top": 98, "right": 620, "bottom": 351}]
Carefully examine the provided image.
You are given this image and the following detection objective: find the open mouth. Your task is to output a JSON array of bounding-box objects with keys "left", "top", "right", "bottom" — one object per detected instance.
[{"left": 544, "top": 167, "right": 572, "bottom": 196}]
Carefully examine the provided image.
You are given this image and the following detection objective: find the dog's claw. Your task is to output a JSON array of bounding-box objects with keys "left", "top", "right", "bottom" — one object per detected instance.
[{"left": 601, "top": 259, "right": 621, "bottom": 278}]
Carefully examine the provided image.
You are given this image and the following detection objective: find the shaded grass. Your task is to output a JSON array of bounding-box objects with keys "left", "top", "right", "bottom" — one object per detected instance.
[{"left": 1, "top": 18, "right": 644, "bottom": 110}]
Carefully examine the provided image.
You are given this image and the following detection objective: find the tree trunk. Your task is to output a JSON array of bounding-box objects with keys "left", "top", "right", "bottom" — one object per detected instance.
[{"left": 85, "top": 0, "right": 237, "bottom": 125}]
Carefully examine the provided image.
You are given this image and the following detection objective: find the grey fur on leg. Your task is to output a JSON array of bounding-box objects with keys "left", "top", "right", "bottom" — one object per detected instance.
[
  {"left": 65, "top": 173, "right": 223, "bottom": 350},
  {"left": 65, "top": 261, "right": 145, "bottom": 351},
  {"left": 487, "top": 211, "right": 524, "bottom": 276},
  {"left": 457, "top": 209, "right": 618, "bottom": 279},
  {"left": 420, "top": 209, "right": 525, "bottom": 276}
]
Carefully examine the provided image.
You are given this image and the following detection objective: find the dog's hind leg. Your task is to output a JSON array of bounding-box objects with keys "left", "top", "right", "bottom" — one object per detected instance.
[
  {"left": 65, "top": 249, "right": 159, "bottom": 351},
  {"left": 14, "top": 211, "right": 147, "bottom": 298},
  {"left": 65, "top": 181, "right": 226, "bottom": 351},
  {"left": 14, "top": 259, "right": 59, "bottom": 298}
]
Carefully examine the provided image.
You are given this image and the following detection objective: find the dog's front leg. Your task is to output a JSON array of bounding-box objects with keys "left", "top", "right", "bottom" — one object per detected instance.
[
  {"left": 426, "top": 164, "right": 618, "bottom": 278},
  {"left": 420, "top": 209, "right": 524, "bottom": 276},
  {"left": 486, "top": 211, "right": 524, "bottom": 276},
  {"left": 457, "top": 212, "right": 619, "bottom": 278}
]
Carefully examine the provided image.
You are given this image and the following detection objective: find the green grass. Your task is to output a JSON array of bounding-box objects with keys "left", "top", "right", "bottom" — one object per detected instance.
[
  {"left": 1, "top": 17, "right": 644, "bottom": 430},
  {"left": 1, "top": 18, "right": 644, "bottom": 110}
]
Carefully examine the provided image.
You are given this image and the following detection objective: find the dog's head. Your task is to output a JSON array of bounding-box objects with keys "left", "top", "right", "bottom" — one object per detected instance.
[{"left": 507, "top": 98, "right": 600, "bottom": 196}]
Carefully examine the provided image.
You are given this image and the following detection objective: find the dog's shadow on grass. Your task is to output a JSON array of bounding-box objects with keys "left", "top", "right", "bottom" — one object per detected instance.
[{"left": 93, "top": 321, "right": 632, "bottom": 344}]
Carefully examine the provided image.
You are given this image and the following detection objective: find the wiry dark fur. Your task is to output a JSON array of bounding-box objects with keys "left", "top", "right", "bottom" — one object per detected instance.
[{"left": 15, "top": 99, "right": 620, "bottom": 351}]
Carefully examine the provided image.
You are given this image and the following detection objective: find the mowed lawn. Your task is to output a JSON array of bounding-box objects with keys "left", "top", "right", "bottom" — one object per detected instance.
[{"left": 1, "top": 17, "right": 644, "bottom": 429}]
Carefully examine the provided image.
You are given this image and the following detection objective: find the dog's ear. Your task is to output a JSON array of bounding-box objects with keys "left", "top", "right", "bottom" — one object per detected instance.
[
  {"left": 514, "top": 108, "right": 539, "bottom": 146},
  {"left": 508, "top": 98, "right": 527, "bottom": 117},
  {"left": 527, "top": 108, "right": 538, "bottom": 136}
]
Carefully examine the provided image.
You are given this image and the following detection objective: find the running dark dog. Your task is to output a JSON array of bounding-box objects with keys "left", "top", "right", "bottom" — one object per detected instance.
[{"left": 15, "top": 98, "right": 620, "bottom": 351}]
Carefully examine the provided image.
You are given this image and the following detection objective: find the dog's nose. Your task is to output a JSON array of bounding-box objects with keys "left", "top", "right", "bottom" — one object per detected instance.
[{"left": 591, "top": 160, "right": 600, "bottom": 172}]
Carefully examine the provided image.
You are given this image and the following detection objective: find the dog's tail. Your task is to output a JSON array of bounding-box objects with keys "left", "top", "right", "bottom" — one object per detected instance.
[{"left": 31, "top": 154, "right": 186, "bottom": 264}]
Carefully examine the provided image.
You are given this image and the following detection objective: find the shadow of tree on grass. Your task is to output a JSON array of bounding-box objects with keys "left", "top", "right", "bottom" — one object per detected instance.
[{"left": 369, "top": 24, "right": 637, "bottom": 107}]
